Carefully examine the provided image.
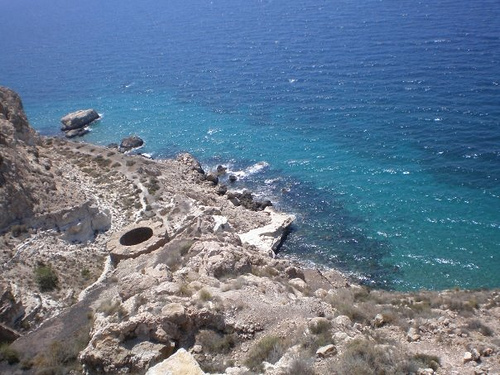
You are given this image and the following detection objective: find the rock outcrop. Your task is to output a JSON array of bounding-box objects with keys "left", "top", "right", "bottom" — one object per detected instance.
[
  {"left": 60, "top": 109, "right": 99, "bottom": 131},
  {"left": 119, "top": 135, "right": 144, "bottom": 152}
]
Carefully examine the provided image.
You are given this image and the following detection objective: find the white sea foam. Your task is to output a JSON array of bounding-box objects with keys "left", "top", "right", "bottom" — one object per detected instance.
[{"left": 228, "top": 161, "right": 270, "bottom": 179}]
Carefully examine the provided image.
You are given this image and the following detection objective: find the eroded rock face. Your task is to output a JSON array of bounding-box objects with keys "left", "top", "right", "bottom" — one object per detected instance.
[
  {"left": 0, "top": 87, "right": 37, "bottom": 145},
  {"left": 0, "top": 282, "right": 24, "bottom": 329},
  {"left": 60, "top": 109, "right": 99, "bottom": 131},
  {"left": 0, "top": 87, "right": 45, "bottom": 231}
]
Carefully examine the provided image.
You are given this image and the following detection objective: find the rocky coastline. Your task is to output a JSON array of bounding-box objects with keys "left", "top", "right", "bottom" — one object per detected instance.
[{"left": 1, "top": 87, "right": 499, "bottom": 375}]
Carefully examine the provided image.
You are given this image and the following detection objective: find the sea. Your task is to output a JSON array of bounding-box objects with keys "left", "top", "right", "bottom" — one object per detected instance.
[{"left": 1, "top": 0, "right": 499, "bottom": 291}]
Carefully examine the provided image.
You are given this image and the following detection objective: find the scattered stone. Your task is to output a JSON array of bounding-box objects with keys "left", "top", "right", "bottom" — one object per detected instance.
[
  {"left": 372, "top": 313, "right": 385, "bottom": 328},
  {"left": 333, "top": 315, "right": 352, "bottom": 327},
  {"left": 463, "top": 351, "right": 473, "bottom": 364},
  {"left": 119, "top": 135, "right": 144, "bottom": 152},
  {"left": 229, "top": 174, "right": 237, "bottom": 182},
  {"left": 470, "top": 348, "right": 481, "bottom": 362},
  {"left": 316, "top": 344, "right": 337, "bottom": 358},
  {"left": 481, "top": 347, "right": 494, "bottom": 357},
  {"left": 205, "top": 172, "right": 219, "bottom": 185},
  {"left": 145, "top": 348, "right": 205, "bottom": 375},
  {"left": 60, "top": 109, "right": 99, "bottom": 131},
  {"left": 215, "top": 184, "right": 228, "bottom": 196},
  {"left": 407, "top": 327, "right": 421, "bottom": 342},
  {"left": 417, "top": 368, "right": 434, "bottom": 375}
]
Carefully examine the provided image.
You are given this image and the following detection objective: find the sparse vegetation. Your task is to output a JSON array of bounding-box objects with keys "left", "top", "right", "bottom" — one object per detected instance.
[
  {"left": 288, "top": 355, "right": 316, "bottom": 375},
  {"left": 466, "top": 319, "right": 494, "bottom": 336},
  {"left": 199, "top": 288, "right": 212, "bottom": 302},
  {"left": 30, "top": 323, "right": 92, "bottom": 373},
  {"left": 0, "top": 343, "right": 20, "bottom": 365},
  {"left": 97, "top": 299, "right": 127, "bottom": 320},
  {"left": 34, "top": 263, "right": 59, "bottom": 292},
  {"left": 196, "top": 330, "right": 236, "bottom": 354},
  {"left": 245, "top": 335, "right": 288, "bottom": 372},
  {"left": 412, "top": 353, "right": 440, "bottom": 371}
]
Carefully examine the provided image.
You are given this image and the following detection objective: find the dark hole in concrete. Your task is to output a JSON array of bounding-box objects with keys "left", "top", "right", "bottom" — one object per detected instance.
[{"left": 119, "top": 227, "right": 153, "bottom": 246}]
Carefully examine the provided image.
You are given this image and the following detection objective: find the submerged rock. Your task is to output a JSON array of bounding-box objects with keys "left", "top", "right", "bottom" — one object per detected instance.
[{"left": 60, "top": 109, "right": 99, "bottom": 131}]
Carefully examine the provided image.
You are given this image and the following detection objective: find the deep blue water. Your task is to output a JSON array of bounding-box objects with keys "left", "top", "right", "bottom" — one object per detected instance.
[{"left": 1, "top": 0, "right": 499, "bottom": 290}]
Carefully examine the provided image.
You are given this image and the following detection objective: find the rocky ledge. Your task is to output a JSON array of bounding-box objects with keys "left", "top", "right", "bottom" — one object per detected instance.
[{"left": 1, "top": 87, "right": 499, "bottom": 375}]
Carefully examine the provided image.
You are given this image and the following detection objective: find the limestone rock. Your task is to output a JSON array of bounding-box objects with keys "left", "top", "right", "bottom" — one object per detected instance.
[
  {"left": 145, "top": 348, "right": 205, "bottom": 375},
  {"left": 239, "top": 209, "right": 295, "bottom": 254},
  {"left": 333, "top": 315, "right": 352, "bottom": 328},
  {"left": 289, "top": 277, "right": 308, "bottom": 292},
  {"left": 407, "top": 327, "right": 421, "bottom": 342},
  {"left": 463, "top": 351, "right": 473, "bottom": 363},
  {"left": 60, "top": 109, "right": 99, "bottom": 131},
  {"left": 372, "top": 313, "right": 385, "bottom": 327},
  {"left": 119, "top": 135, "right": 144, "bottom": 152},
  {"left": 316, "top": 344, "right": 337, "bottom": 358},
  {"left": 0, "top": 282, "right": 24, "bottom": 328},
  {"left": 417, "top": 369, "right": 434, "bottom": 375}
]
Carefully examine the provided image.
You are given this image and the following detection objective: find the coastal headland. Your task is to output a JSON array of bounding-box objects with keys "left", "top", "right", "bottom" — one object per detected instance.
[{"left": 1, "top": 87, "right": 499, "bottom": 374}]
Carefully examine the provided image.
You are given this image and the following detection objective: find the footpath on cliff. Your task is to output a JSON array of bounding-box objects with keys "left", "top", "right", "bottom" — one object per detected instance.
[{"left": 1, "top": 86, "right": 499, "bottom": 375}]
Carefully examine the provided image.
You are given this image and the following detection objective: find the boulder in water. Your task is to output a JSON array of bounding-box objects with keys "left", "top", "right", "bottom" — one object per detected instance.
[
  {"left": 119, "top": 135, "right": 144, "bottom": 152},
  {"left": 60, "top": 109, "right": 99, "bottom": 131}
]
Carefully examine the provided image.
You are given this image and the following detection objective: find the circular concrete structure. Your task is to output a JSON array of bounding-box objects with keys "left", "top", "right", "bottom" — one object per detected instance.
[
  {"left": 119, "top": 227, "right": 153, "bottom": 246},
  {"left": 107, "top": 221, "right": 169, "bottom": 264}
]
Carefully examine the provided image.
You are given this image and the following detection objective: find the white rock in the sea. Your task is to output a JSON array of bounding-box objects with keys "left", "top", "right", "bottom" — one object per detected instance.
[
  {"left": 238, "top": 208, "right": 294, "bottom": 254},
  {"left": 145, "top": 348, "right": 205, "bottom": 375},
  {"left": 60, "top": 109, "right": 99, "bottom": 131}
]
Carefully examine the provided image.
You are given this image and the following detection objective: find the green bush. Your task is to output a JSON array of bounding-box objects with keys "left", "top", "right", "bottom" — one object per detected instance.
[
  {"left": 35, "top": 264, "right": 59, "bottom": 292},
  {"left": 0, "top": 343, "right": 20, "bottom": 365}
]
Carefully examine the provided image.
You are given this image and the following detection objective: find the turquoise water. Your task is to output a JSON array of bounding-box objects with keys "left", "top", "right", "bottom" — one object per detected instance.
[{"left": 1, "top": 0, "right": 499, "bottom": 290}]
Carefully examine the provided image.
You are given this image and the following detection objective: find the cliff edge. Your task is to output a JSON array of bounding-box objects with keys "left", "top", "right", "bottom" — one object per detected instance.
[{"left": 1, "top": 88, "right": 499, "bottom": 375}]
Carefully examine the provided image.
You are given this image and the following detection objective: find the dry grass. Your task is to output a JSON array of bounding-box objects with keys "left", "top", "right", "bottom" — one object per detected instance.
[{"left": 245, "top": 335, "right": 288, "bottom": 372}]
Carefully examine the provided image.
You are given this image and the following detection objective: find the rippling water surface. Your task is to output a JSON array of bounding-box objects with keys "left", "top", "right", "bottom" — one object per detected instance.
[{"left": 1, "top": 0, "right": 499, "bottom": 290}]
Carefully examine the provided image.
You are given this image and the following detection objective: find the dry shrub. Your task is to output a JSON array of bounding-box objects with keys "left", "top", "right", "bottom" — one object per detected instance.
[
  {"left": 196, "top": 329, "right": 236, "bottom": 354},
  {"left": 466, "top": 319, "right": 494, "bottom": 337},
  {"left": 333, "top": 338, "right": 410, "bottom": 375},
  {"left": 245, "top": 335, "right": 288, "bottom": 372},
  {"left": 288, "top": 355, "right": 316, "bottom": 375}
]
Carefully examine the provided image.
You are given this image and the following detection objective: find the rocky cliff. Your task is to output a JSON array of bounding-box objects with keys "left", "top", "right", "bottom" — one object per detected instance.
[{"left": 1, "top": 87, "right": 499, "bottom": 375}]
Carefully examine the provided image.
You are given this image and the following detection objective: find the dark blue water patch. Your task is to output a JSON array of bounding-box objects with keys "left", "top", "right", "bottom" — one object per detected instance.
[{"left": 214, "top": 161, "right": 402, "bottom": 288}]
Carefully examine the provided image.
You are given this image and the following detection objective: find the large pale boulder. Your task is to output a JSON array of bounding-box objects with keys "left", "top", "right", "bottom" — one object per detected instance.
[
  {"left": 239, "top": 208, "right": 294, "bottom": 254},
  {"left": 60, "top": 109, "right": 99, "bottom": 131},
  {"left": 145, "top": 348, "right": 205, "bottom": 375}
]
